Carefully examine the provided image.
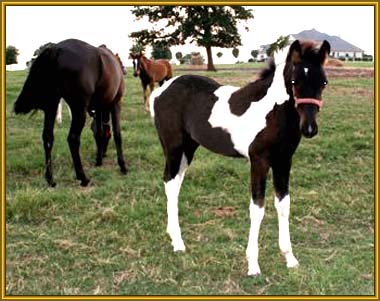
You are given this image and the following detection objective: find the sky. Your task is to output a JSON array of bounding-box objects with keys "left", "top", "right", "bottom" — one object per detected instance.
[{"left": 5, "top": 5, "right": 375, "bottom": 70}]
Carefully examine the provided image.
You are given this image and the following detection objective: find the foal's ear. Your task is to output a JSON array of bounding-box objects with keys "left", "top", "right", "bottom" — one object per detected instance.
[
  {"left": 129, "top": 53, "right": 135, "bottom": 59},
  {"left": 319, "top": 40, "right": 331, "bottom": 64},
  {"left": 288, "top": 40, "right": 302, "bottom": 64}
]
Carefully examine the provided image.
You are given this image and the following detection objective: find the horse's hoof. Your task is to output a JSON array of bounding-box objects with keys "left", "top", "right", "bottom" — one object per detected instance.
[
  {"left": 120, "top": 166, "right": 128, "bottom": 175},
  {"left": 95, "top": 161, "right": 102, "bottom": 167},
  {"left": 80, "top": 178, "right": 90, "bottom": 187},
  {"left": 48, "top": 181, "right": 57, "bottom": 188}
]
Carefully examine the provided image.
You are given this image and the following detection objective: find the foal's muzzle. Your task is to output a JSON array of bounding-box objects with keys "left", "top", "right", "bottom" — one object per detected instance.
[
  {"left": 301, "top": 122, "right": 318, "bottom": 138},
  {"left": 295, "top": 98, "right": 322, "bottom": 139}
]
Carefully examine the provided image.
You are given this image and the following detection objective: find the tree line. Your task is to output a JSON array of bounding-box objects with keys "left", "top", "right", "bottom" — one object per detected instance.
[{"left": 6, "top": 6, "right": 299, "bottom": 70}]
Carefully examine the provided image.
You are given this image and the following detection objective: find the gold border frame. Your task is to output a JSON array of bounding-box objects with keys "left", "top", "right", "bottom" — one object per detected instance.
[{"left": 1, "top": 2, "right": 378, "bottom": 300}]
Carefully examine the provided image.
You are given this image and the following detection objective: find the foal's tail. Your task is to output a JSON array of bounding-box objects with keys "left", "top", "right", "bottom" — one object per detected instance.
[{"left": 14, "top": 46, "right": 59, "bottom": 114}]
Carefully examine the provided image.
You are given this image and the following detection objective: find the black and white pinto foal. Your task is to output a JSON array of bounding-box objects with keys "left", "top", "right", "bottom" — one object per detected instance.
[{"left": 150, "top": 40, "right": 330, "bottom": 275}]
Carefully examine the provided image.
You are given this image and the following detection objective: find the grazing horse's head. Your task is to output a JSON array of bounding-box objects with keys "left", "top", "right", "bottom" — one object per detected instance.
[
  {"left": 285, "top": 40, "right": 330, "bottom": 138},
  {"left": 130, "top": 52, "right": 144, "bottom": 77}
]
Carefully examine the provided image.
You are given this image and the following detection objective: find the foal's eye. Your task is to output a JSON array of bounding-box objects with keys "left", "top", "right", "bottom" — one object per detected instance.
[
  {"left": 323, "top": 80, "right": 328, "bottom": 86},
  {"left": 291, "top": 80, "right": 296, "bottom": 85}
]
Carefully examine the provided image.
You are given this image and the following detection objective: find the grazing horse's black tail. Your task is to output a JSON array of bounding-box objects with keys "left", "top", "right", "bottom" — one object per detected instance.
[{"left": 14, "top": 45, "right": 59, "bottom": 114}]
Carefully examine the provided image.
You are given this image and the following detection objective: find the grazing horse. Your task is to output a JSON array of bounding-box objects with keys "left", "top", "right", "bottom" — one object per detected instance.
[
  {"left": 130, "top": 52, "right": 172, "bottom": 111},
  {"left": 14, "top": 38, "right": 128, "bottom": 187},
  {"left": 150, "top": 40, "right": 330, "bottom": 275},
  {"left": 55, "top": 52, "right": 126, "bottom": 125}
]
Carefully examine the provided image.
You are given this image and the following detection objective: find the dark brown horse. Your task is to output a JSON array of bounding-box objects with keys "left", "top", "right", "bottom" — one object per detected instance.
[
  {"left": 130, "top": 52, "right": 172, "bottom": 111},
  {"left": 14, "top": 39, "right": 128, "bottom": 187}
]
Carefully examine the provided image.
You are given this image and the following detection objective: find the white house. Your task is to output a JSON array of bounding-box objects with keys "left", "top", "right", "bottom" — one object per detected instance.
[{"left": 290, "top": 29, "right": 364, "bottom": 59}]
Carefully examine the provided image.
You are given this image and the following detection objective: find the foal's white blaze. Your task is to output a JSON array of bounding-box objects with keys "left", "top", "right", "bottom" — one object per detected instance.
[
  {"left": 246, "top": 199, "right": 265, "bottom": 275},
  {"left": 149, "top": 76, "right": 180, "bottom": 118},
  {"left": 274, "top": 195, "right": 299, "bottom": 268},
  {"left": 304, "top": 67, "right": 309, "bottom": 76},
  {"left": 208, "top": 47, "right": 290, "bottom": 158},
  {"left": 165, "top": 154, "right": 188, "bottom": 251}
]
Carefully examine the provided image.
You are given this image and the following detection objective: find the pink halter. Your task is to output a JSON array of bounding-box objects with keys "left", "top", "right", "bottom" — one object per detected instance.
[{"left": 294, "top": 98, "right": 324, "bottom": 109}]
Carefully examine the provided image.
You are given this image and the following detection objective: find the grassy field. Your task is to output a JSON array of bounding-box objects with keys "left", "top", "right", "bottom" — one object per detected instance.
[{"left": 4, "top": 63, "right": 375, "bottom": 296}]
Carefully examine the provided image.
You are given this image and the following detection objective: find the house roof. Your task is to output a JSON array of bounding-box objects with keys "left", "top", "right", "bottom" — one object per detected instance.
[{"left": 291, "top": 29, "right": 364, "bottom": 53}]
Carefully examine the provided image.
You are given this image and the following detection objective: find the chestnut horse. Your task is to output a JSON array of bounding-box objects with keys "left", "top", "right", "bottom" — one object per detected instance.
[
  {"left": 130, "top": 52, "right": 172, "bottom": 111},
  {"left": 14, "top": 39, "right": 128, "bottom": 187}
]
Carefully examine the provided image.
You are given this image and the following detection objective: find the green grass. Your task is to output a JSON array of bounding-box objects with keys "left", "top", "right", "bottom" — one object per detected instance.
[
  {"left": 341, "top": 61, "right": 374, "bottom": 68},
  {"left": 4, "top": 64, "right": 375, "bottom": 296}
]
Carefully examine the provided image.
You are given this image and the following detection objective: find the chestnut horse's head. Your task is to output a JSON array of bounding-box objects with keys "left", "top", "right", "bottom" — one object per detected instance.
[
  {"left": 130, "top": 52, "right": 144, "bottom": 77},
  {"left": 285, "top": 40, "right": 330, "bottom": 138}
]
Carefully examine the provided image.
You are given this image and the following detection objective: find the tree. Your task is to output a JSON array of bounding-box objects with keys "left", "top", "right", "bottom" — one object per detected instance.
[
  {"left": 175, "top": 52, "right": 183, "bottom": 60},
  {"left": 151, "top": 41, "right": 172, "bottom": 60},
  {"left": 216, "top": 52, "right": 223, "bottom": 58},
  {"left": 232, "top": 47, "right": 239, "bottom": 59},
  {"left": 6, "top": 45, "right": 19, "bottom": 65},
  {"left": 251, "top": 49, "right": 259, "bottom": 61},
  {"left": 130, "top": 6, "right": 253, "bottom": 71},
  {"left": 266, "top": 35, "right": 290, "bottom": 56},
  {"left": 129, "top": 43, "right": 145, "bottom": 54}
]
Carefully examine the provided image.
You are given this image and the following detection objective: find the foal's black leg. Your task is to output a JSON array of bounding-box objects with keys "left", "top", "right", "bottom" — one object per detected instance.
[
  {"left": 67, "top": 109, "right": 89, "bottom": 186},
  {"left": 111, "top": 101, "right": 128, "bottom": 174},
  {"left": 42, "top": 108, "right": 58, "bottom": 187},
  {"left": 159, "top": 80, "right": 165, "bottom": 86},
  {"left": 246, "top": 154, "right": 270, "bottom": 276},
  {"left": 272, "top": 159, "right": 299, "bottom": 269}
]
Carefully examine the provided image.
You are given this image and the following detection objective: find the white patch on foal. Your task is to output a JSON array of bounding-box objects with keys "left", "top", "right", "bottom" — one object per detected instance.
[
  {"left": 208, "top": 47, "right": 290, "bottom": 158},
  {"left": 274, "top": 194, "right": 299, "bottom": 268},
  {"left": 304, "top": 67, "right": 309, "bottom": 76},
  {"left": 246, "top": 199, "right": 265, "bottom": 275},
  {"left": 164, "top": 154, "right": 188, "bottom": 251},
  {"left": 149, "top": 76, "right": 180, "bottom": 118}
]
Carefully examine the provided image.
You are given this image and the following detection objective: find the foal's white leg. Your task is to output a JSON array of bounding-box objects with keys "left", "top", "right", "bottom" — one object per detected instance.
[
  {"left": 274, "top": 195, "right": 299, "bottom": 268},
  {"left": 246, "top": 199, "right": 265, "bottom": 275},
  {"left": 165, "top": 155, "right": 188, "bottom": 251}
]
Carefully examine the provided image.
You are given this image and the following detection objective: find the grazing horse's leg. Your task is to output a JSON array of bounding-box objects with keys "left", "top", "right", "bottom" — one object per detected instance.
[
  {"left": 43, "top": 105, "right": 59, "bottom": 187},
  {"left": 111, "top": 101, "right": 128, "bottom": 174},
  {"left": 163, "top": 134, "right": 198, "bottom": 251},
  {"left": 67, "top": 108, "right": 89, "bottom": 186},
  {"left": 94, "top": 109, "right": 105, "bottom": 166},
  {"left": 246, "top": 154, "right": 270, "bottom": 276},
  {"left": 272, "top": 160, "right": 299, "bottom": 268}
]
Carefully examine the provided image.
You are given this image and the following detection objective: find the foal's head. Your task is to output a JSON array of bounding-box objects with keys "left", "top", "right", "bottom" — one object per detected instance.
[
  {"left": 130, "top": 52, "right": 144, "bottom": 77},
  {"left": 285, "top": 40, "right": 330, "bottom": 138}
]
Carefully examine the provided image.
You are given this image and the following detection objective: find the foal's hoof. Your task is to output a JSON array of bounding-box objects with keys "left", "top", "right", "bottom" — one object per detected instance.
[
  {"left": 247, "top": 263, "right": 261, "bottom": 276},
  {"left": 286, "top": 257, "right": 299, "bottom": 269},
  {"left": 80, "top": 178, "right": 90, "bottom": 187}
]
